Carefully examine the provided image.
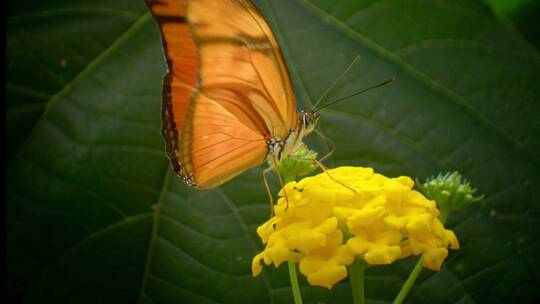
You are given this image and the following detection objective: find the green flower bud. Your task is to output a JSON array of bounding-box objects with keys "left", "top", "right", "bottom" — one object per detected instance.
[
  {"left": 274, "top": 146, "right": 318, "bottom": 183},
  {"left": 417, "top": 171, "right": 484, "bottom": 222}
]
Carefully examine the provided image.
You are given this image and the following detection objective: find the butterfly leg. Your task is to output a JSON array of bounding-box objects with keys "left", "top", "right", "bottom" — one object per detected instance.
[
  {"left": 271, "top": 155, "right": 290, "bottom": 211},
  {"left": 287, "top": 155, "right": 357, "bottom": 194},
  {"left": 312, "top": 158, "right": 357, "bottom": 193},
  {"left": 314, "top": 128, "right": 335, "bottom": 163},
  {"left": 311, "top": 130, "right": 357, "bottom": 192},
  {"left": 262, "top": 166, "right": 275, "bottom": 217}
]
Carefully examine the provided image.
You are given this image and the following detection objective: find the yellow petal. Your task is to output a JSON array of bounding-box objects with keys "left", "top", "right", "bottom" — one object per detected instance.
[
  {"left": 347, "top": 206, "right": 385, "bottom": 231},
  {"left": 346, "top": 236, "right": 371, "bottom": 255},
  {"left": 256, "top": 217, "right": 280, "bottom": 244},
  {"left": 252, "top": 253, "right": 264, "bottom": 277},
  {"left": 395, "top": 176, "right": 414, "bottom": 188},
  {"left": 384, "top": 215, "right": 407, "bottom": 230},
  {"left": 266, "top": 246, "right": 290, "bottom": 268},
  {"left": 287, "top": 230, "right": 326, "bottom": 253},
  {"left": 422, "top": 248, "right": 448, "bottom": 271},
  {"left": 314, "top": 217, "right": 338, "bottom": 234},
  {"left": 363, "top": 245, "right": 402, "bottom": 265},
  {"left": 299, "top": 255, "right": 325, "bottom": 276},
  {"left": 307, "top": 265, "right": 348, "bottom": 289},
  {"left": 445, "top": 229, "right": 460, "bottom": 249}
]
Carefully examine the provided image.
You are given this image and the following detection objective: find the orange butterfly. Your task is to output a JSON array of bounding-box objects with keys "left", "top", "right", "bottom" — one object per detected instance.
[{"left": 146, "top": 0, "right": 321, "bottom": 189}]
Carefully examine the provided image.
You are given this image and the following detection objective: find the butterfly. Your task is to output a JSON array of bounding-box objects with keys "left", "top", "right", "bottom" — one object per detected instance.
[
  {"left": 146, "top": 0, "right": 322, "bottom": 189},
  {"left": 146, "top": 0, "right": 393, "bottom": 190}
]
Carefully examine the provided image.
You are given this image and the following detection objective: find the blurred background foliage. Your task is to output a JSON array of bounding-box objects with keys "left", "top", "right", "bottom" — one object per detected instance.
[
  {"left": 6, "top": 0, "right": 540, "bottom": 303},
  {"left": 483, "top": 0, "right": 540, "bottom": 49}
]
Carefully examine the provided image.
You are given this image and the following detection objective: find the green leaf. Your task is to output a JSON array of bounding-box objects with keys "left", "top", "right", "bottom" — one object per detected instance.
[{"left": 7, "top": 0, "right": 540, "bottom": 303}]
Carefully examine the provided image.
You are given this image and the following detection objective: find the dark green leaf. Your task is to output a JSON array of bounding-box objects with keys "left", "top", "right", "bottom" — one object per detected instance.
[{"left": 7, "top": 0, "right": 540, "bottom": 303}]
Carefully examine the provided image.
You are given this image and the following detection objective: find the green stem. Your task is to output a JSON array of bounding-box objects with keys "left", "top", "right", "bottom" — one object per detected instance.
[
  {"left": 393, "top": 216, "right": 448, "bottom": 303},
  {"left": 393, "top": 255, "right": 424, "bottom": 304},
  {"left": 288, "top": 261, "right": 303, "bottom": 304},
  {"left": 282, "top": 165, "right": 303, "bottom": 304},
  {"left": 349, "top": 259, "right": 367, "bottom": 304}
]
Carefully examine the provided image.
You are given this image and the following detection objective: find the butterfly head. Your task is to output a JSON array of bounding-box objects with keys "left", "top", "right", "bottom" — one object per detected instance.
[{"left": 298, "top": 110, "right": 319, "bottom": 135}]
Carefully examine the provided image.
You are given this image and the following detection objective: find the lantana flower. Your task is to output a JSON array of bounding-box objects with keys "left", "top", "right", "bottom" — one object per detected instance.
[{"left": 252, "top": 166, "right": 459, "bottom": 289}]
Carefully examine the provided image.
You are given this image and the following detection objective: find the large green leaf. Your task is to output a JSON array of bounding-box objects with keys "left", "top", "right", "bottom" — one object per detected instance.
[{"left": 7, "top": 0, "right": 540, "bottom": 303}]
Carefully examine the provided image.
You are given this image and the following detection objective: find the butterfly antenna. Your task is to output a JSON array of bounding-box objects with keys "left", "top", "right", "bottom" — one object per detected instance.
[
  {"left": 312, "top": 55, "right": 361, "bottom": 110},
  {"left": 314, "top": 77, "right": 395, "bottom": 112}
]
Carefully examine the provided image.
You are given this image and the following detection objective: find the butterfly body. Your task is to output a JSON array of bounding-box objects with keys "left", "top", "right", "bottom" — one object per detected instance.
[{"left": 266, "top": 110, "right": 319, "bottom": 161}]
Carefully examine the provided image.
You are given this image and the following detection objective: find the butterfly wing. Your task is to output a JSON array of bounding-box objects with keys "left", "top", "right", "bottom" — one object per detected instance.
[{"left": 147, "top": 0, "right": 296, "bottom": 188}]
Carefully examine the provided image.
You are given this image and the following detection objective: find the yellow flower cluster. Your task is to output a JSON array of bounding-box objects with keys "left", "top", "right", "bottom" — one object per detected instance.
[{"left": 252, "top": 167, "right": 459, "bottom": 289}]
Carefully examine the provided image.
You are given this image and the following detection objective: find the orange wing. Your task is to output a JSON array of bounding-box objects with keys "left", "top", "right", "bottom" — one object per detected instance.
[{"left": 146, "top": 0, "right": 297, "bottom": 188}]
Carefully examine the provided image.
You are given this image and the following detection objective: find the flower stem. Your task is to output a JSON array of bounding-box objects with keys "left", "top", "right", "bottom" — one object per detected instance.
[
  {"left": 350, "top": 259, "right": 368, "bottom": 304},
  {"left": 393, "top": 255, "right": 424, "bottom": 304},
  {"left": 288, "top": 261, "right": 303, "bottom": 304}
]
